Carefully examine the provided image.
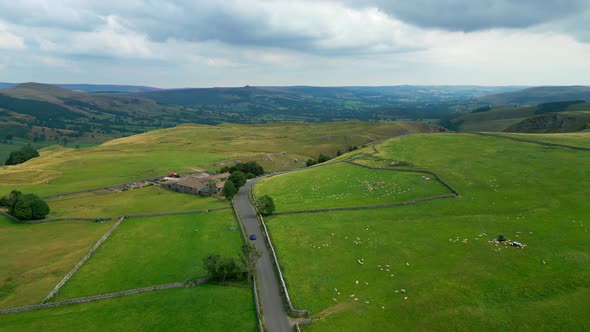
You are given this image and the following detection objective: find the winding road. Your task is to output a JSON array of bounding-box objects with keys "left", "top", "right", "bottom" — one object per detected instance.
[{"left": 233, "top": 179, "right": 292, "bottom": 332}]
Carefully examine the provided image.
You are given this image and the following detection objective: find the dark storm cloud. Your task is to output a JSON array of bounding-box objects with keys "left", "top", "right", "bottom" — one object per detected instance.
[
  {"left": 351, "top": 0, "right": 587, "bottom": 31},
  {"left": 0, "top": 1, "right": 416, "bottom": 55},
  {"left": 1, "top": 0, "right": 588, "bottom": 56}
]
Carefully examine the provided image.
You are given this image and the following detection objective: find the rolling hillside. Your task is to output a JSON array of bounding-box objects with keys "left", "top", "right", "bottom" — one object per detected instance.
[
  {"left": 0, "top": 83, "right": 522, "bottom": 146},
  {"left": 506, "top": 111, "right": 590, "bottom": 133},
  {"left": 0, "top": 121, "right": 445, "bottom": 196},
  {"left": 442, "top": 101, "right": 590, "bottom": 132},
  {"left": 131, "top": 85, "right": 521, "bottom": 122},
  {"left": 0, "top": 82, "right": 159, "bottom": 93},
  {"left": 478, "top": 86, "right": 590, "bottom": 106},
  {"left": 0, "top": 83, "right": 232, "bottom": 145}
]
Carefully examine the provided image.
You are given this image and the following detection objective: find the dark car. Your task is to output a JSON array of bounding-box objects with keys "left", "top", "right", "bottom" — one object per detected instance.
[{"left": 249, "top": 234, "right": 257, "bottom": 240}]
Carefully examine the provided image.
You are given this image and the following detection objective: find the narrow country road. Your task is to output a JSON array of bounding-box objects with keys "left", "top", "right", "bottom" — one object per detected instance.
[{"left": 234, "top": 179, "right": 292, "bottom": 332}]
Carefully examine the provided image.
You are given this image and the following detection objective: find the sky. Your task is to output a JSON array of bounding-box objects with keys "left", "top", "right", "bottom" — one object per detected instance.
[{"left": 0, "top": 0, "right": 589, "bottom": 88}]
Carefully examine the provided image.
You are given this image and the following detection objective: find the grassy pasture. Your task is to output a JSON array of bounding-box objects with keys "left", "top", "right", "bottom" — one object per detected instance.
[
  {"left": 0, "top": 121, "right": 441, "bottom": 196},
  {"left": 0, "top": 284, "right": 257, "bottom": 331},
  {"left": 47, "top": 186, "right": 228, "bottom": 218},
  {"left": 265, "top": 133, "right": 590, "bottom": 331},
  {"left": 0, "top": 216, "right": 111, "bottom": 309},
  {"left": 54, "top": 210, "right": 242, "bottom": 300},
  {"left": 255, "top": 162, "right": 450, "bottom": 212}
]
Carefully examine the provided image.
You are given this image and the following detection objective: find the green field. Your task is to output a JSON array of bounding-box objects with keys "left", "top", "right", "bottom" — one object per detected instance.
[
  {"left": 255, "top": 162, "right": 450, "bottom": 212},
  {"left": 0, "top": 121, "right": 442, "bottom": 197},
  {"left": 54, "top": 210, "right": 242, "bottom": 300},
  {"left": 47, "top": 186, "right": 228, "bottom": 218},
  {"left": 265, "top": 133, "right": 590, "bottom": 331},
  {"left": 0, "top": 216, "right": 111, "bottom": 309},
  {"left": 0, "top": 284, "right": 257, "bottom": 331},
  {"left": 492, "top": 132, "right": 590, "bottom": 149}
]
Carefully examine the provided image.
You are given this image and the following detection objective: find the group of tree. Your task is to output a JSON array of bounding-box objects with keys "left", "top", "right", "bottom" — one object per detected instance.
[
  {"left": 222, "top": 161, "right": 266, "bottom": 199},
  {"left": 220, "top": 161, "right": 264, "bottom": 178},
  {"left": 223, "top": 171, "right": 246, "bottom": 199},
  {"left": 203, "top": 243, "right": 261, "bottom": 282},
  {"left": 306, "top": 153, "right": 333, "bottom": 167},
  {"left": 4, "top": 145, "right": 39, "bottom": 165},
  {"left": 255, "top": 195, "right": 276, "bottom": 216},
  {"left": 0, "top": 190, "right": 50, "bottom": 220}
]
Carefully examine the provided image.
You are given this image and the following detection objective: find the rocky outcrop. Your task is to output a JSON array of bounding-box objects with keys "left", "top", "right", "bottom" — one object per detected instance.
[{"left": 505, "top": 113, "right": 590, "bottom": 133}]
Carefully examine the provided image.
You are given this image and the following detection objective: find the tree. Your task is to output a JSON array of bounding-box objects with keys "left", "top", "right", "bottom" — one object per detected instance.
[
  {"left": 203, "top": 254, "right": 246, "bottom": 282},
  {"left": 241, "top": 243, "right": 262, "bottom": 280},
  {"left": 4, "top": 146, "right": 39, "bottom": 165},
  {"left": 223, "top": 180, "right": 237, "bottom": 199},
  {"left": 306, "top": 159, "right": 317, "bottom": 167},
  {"left": 317, "top": 153, "right": 330, "bottom": 163},
  {"left": 29, "top": 197, "right": 50, "bottom": 219},
  {"left": 0, "top": 190, "right": 21, "bottom": 209},
  {"left": 243, "top": 161, "right": 264, "bottom": 176},
  {"left": 256, "top": 195, "right": 276, "bottom": 216},
  {"left": 224, "top": 161, "right": 265, "bottom": 176},
  {"left": 228, "top": 171, "right": 247, "bottom": 188},
  {"left": 7, "top": 192, "right": 49, "bottom": 220}
]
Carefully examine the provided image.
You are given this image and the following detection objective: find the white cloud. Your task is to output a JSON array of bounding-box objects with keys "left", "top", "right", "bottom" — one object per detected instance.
[
  {"left": 0, "top": 22, "right": 25, "bottom": 50},
  {"left": 33, "top": 15, "right": 153, "bottom": 59},
  {"left": 0, "top": 0, "right": 588, "bottom": 86}
]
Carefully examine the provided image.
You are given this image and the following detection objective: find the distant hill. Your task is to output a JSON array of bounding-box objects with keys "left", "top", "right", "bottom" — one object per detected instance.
[
  {"left": 0, "top": 83, "right": 227, "bottom": 144},
  {"left": 441, "top": 101, "right": 590, "bottom": 133},
  {"left": 131, "top": 85, "right": 524, "bottom": 122},
  {"left": 478, "top": 86, "right": 590, "bottom": 106},
  {"left": 0, "top": 82, "right": 525, "bottom": 144},
  {"left": 57, "top": 84, "right": 160, "bottom": 93},
  {"left": 0, "top": 82, "right": 159, "bottom": 93},
  {"left": 135, "top": 85, "right": 522, "bottom": 106}
]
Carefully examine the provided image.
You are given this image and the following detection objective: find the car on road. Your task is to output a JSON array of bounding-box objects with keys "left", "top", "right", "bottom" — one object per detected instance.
[{"left": 249, "top": 234, "right": 257, "bottom": 240}]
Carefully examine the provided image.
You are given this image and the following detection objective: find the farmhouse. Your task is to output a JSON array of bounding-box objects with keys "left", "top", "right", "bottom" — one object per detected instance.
[
  {"left": 162, "top": 172, "right": 226, "bottom": 196},
  {"left": 164, "top": 176, "right": 210, "bottom": 195}
]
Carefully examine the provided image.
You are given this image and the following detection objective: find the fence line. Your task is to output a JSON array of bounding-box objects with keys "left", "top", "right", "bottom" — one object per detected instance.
[
  {"left": 2, "top": 207, "right": 230, "bottom": 225},
  {"left": 123, "top": 206, "right": 230, "bottom": 218},
  {"left": 1, "top": 280, "right": 206, "bottom": 316},
  {"left": 471, "top": 132, "right": 590, "bottom": 151},
  {"left": 345, "top": 160, "right": 461, "bottom": 196},
  {"left": 0, "top": 211, "right": 19, "bottom": 222},
  {"left": 273, "top": 194, "right": 456, "bottom": 216},
  {"left": 42, "top": 216, "right": 126, "bottom": 303}
]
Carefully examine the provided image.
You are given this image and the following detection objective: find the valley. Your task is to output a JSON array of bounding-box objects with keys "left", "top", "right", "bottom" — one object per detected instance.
[
  {"left": 1, "top": 121, "right": 588, "bottom": 331},
  {"left": 2, "top": 2, "right": 589, "bottom": 330}
]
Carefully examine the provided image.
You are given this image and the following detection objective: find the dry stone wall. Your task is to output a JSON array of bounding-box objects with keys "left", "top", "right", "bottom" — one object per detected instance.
[
  {"left": 42, "top": 216, "right": 126, "bottom": 303},
  {"left": 0, "top": 281, "right": 207, "bottom": 316}
]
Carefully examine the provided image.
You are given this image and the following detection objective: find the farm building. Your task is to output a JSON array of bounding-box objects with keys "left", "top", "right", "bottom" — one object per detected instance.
[
  {"left": 163, "top": 177, "right": 210, "bottom": 195},
  {"left": 215, "top": 181, "right": 226, "bottom": 193},
  {"left": 162, "top": 172, "right": 227, "bottom": 196}
]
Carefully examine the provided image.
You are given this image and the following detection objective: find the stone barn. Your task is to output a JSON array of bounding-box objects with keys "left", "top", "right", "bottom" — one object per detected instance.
[{"left": 164, "top": 177, "right": 210, "bottom": 195}]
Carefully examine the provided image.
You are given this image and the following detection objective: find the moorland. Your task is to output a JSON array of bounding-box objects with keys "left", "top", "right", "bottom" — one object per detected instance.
[{"left": 0, "top": 82, "right": 589, "bottom": 331}]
